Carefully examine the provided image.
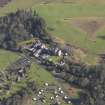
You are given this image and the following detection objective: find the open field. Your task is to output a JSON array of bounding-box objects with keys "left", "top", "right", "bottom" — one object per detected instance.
[
  {"left": 32, "top": 3, "right": 105, "bottom": 64},
  {"left": 27, "top": 62, "right": 57, "bottom": 86},
  {"left": 0, "top": 2, "right": 105, "bottom": 63},
  {"left": 0, "top": 49, "right": 21, "bottom": 70}
]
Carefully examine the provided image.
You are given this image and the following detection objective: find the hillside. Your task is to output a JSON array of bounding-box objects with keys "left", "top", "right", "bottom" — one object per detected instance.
[
  {"left": 0, "top": 1, "right": 105, "bottom": 105},
  {"left": 0, "top": 49, "right": 20, "bottom": 69}
]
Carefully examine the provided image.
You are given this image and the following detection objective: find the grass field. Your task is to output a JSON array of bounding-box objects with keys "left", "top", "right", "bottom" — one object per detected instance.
[
  {"left": 27, "top": 62, "right": 57, "bottom": 86},
  {"left": 32, "top": 3, "right": 105, "bottom": 64},
  {"left": 32, "top": 4, "right": 105, "bottom": 64},
  {"left": 0, "top": 49, "right": 21, "bottom": 70}
]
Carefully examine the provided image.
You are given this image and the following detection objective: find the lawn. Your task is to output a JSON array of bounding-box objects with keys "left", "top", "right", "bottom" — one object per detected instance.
[{"left": 0, "top": 49, "right": 21, "bottom": 70}]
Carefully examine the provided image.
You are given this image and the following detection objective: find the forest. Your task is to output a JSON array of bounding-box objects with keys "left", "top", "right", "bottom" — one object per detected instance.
[{"left": 0, "top": 9, "right": 49, "bottom": 51}]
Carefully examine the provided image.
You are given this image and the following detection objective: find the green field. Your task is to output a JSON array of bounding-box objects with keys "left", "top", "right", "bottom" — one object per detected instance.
[
  {"left": 32, "top": 4, "right": 105, "bottom": 64},
  {"left": 0, "top": 49, "right": 21, "bottom": 70},
  {"left": 27, "top": 62, "right": 57, "bottom": 86}
]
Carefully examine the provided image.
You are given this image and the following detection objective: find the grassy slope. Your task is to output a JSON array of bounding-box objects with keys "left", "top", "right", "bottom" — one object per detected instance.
[
  {"left": 33, "top": 3, "right": 105, "bottom": 63},
  {"left": 0, "top": 49, "right": 20, "bottom": 70},
  {"left": 33, "top": 3, "right": 105, "bottom": 64},
  {"left": 32, "top": 4, "right": 105, "bottom": 64},
  {"left": 28, "top": 62, "right": 57, "bottom": 86}
]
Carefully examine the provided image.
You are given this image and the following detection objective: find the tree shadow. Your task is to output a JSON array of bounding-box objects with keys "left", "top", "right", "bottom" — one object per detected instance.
[{"left": 97, "top": 35, "right": 105, "bottom": 40}]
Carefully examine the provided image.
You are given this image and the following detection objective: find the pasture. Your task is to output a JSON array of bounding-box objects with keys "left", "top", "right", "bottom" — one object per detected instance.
[
  {"left": 27, "top": 62, "right": 57, "bottom": 86},
  {"left": 0, "top": 49, "right": 20, "bottom": 70},
  {"left": 32, "top": 4, "right": 105, "bottom": 64}
]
